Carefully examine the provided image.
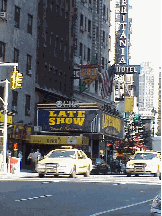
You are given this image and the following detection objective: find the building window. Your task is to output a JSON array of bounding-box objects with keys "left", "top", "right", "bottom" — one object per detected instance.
[
  {"left": 103, "top": 31, "right": 105, "bottom": 46},
  {"left": 87, "top": 48, "right": 90, "bottom": 61},
  {"left": 103, "top": 5, "right": 106, "bottom": 17},
  {"left": 27, "top": 13, "right": 33, "bottom": 34},
  {"left": 2, "top": 0, "right": 7, "bottom": 12},
  {"left": 0, "top": 41, "right": 5, "bottom": 62},
  {"left": 85, "top": 17, "right": 87, "bottom": 31},
  {"left": 15, "top": 6, "right": 20, "bottom": 29},
  {"left": 88, "top": 19, "right": 91, "bottom": 36},
  {"left": 84, "top": 45, "right": 86, "bottom": 60},
  {"left": 14, "top": 48, "right": 19, "bottom": 63},
  {"left": 12, "top": 90, "right": 18, "bottom": 109},
  {"left": 96, "top": 27, "right": 99, "bottom": 39},
  {"left": 97, "top": 0, "right": 99, "bottom": 14},
  {"left": 79, "top": 43, "right": 83, "bottom": 57},
  {"left": 60, "top": 38, "right": 63, "bottom": 51},
  {"left": 102, "top": 57, "right": 104, "bottom": 69},
  {"left": 25, "top": 94, "right": 31, "bottom": 116},
  {"left": 26, "top": 54, "right": 32, "bottom": 76},
  {"left": 80, "top": 14, "right": 83, "bottom": 27}
]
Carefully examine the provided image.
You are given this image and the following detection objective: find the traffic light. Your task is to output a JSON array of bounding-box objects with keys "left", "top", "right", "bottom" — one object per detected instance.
[
  {"left": 10, "top": 71, "right": 23, "bottom": 89},
  {"left": 15, "top": 72, "right": 23, "bottom": 88},
  {"left": 13, "top": 143, "right": 18, "bottom": 151},
  {"left": 10, "top": 71, "right": 17, "bottom": 89}
]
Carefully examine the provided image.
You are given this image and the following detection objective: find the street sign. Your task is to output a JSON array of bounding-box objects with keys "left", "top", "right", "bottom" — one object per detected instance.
[{"left": 0, "top": 111, "right": 12, "bottom": 124}]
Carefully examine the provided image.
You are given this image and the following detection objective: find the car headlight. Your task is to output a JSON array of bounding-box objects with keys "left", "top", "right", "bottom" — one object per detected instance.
[{"left": 37, "top": 164, "right": 46, "bottom": 168}]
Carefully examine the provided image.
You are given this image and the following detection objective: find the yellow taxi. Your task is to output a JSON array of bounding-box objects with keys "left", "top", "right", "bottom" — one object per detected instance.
[
  {"left": 35, "top": 146, "right": 92, "bottom": 178},
  {"left": 126, "top": 150, "right": 161, "bottom": 177}
]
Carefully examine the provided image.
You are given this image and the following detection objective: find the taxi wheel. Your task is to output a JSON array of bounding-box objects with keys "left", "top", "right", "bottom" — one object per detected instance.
[
  {"left": 70, "top": 166, "right": 76, "bottom": 178},
  {"left": 126, "top": 173, "right": 131, "bottom": 177},
  {"left": 84, "top": 166, "right": 90, "bottom": 177},
  {"left": 39, "top": 173, "right": 44, "bottom": 178}
]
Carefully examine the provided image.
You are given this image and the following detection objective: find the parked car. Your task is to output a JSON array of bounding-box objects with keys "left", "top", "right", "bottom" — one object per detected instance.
[
  {"left": 91, "top": 158, "right": 109, "bottom": 174},
  {"left": 35, "top": 146, "right": 92, "bottom": 178},
  {"left": 150, "top": 191, "right": 161, "bottom": 215}
]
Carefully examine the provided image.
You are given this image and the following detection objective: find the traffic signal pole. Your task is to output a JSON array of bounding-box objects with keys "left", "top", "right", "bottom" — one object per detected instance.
[{"left": 0, "top": 62, "right": 18, "bottom": 174}]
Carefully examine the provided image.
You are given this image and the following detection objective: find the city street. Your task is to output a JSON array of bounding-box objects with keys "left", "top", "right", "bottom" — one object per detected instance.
[{"left": 0, "top": 174, "right": 160, "bottom": 216}]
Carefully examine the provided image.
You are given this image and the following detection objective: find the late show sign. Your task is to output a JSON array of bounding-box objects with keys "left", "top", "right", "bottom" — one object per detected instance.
[
  {"left": 38, "top": 109, "right": 99, "bottom": 132},
  {"left": 38, "top": 108, "right": 123, "bottom": 138}
]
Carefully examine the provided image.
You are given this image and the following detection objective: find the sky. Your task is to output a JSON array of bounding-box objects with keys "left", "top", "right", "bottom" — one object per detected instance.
[
  {"left": 129, "top": 0, "right": 161, "bottom": 70},
  {"left": 128, "top": 0, "right": 161, "bottom": 131}
]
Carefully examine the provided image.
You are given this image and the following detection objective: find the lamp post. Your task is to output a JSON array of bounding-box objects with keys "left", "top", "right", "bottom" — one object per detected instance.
[{"left": 0, "top": 62, "right": 18, "bottom": 173}]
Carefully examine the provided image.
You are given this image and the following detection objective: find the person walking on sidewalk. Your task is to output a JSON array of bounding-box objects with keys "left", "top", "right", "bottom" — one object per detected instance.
[
  {"left": 18, "top": 151, "right": 22, "bottom": 170},
  {"left": 27, "top": 149, "right": 36, "bottom": 172}
]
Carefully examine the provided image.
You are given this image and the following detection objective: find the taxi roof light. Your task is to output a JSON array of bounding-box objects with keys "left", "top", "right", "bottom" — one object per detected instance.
[{"left": 60, "top": 146, "right": 73, "bottom": 149}]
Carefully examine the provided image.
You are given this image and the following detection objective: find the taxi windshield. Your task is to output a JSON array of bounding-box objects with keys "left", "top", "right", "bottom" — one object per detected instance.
[
  {"left": 49, "top": 150, "right": 76, "bottom": 158},
  {"left": 134, "top": 153, "right": 157, "bottom": 160}
]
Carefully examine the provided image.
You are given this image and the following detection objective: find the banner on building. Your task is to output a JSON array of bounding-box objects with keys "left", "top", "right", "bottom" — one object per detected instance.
[
  {"left": 125, "top": 97, "right": 134, "bottom": 112},
  {"left": 13, "top": 125, "right": 31, "bottom": 140},
  {"left": 77, "top": 64, "right": 100, "bottom": 86},
  {"left": 100, "top": 113, "right": 124, "bottom": 139}
]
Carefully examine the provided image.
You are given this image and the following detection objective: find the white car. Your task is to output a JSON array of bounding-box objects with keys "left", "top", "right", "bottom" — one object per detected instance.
[{"left": 126, "top": 151, "right": 161, "bottom": 177}]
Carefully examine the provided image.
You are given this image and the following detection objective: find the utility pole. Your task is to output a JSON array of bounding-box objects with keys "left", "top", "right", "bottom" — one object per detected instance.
[{"left": 0, "top": 62, "right": 18, "bottom": 173}]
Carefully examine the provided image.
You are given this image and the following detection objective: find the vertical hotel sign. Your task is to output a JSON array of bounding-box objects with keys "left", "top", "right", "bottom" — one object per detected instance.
[{"left": 119, "top": 0, "right": 128, "bottom": 65}]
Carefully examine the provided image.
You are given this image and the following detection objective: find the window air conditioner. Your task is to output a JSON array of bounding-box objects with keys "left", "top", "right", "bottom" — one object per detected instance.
[
  {"left": 0, "top": 12, "right": 7, "bottom": 19},
  {"left": 28, "top": 70, "right": 32, "bottom": 75},
  {"left": 12, "top": 106, "right": 17, "bottom": 112}
]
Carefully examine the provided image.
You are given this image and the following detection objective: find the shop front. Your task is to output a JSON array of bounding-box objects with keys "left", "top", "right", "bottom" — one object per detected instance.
[{"left": 21, "top": 102, "right": 124, "bottom": 168}]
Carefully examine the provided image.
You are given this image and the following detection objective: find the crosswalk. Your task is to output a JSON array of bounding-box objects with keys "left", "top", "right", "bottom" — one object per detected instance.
[{"left": 1, "top": 174, "right": 160, "bottom": 185}]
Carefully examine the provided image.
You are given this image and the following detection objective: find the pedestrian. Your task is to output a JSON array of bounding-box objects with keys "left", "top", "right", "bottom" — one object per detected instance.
[
  {"left": 18, "top": 151, "right": 22, "bottom": 170},
  {"left": 27, "top": 149, "right": 36, "bottom": 172},
  {"left": 35, "top": 149, "right": 42, "bottom": 162}
]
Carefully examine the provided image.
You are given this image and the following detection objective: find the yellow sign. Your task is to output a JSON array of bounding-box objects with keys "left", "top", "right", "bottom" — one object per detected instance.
[
  {"left": 102, "top": 113, "right": 121, "bottom": 133},
  {"left": 0, "top": 112, "right": 13, "bottom": 124},
  {"left": 125, "top": 97, "right": 134, "bottom": 112},
  {"left": 29, "top": 135, "right": 89, "bottom": 145}
]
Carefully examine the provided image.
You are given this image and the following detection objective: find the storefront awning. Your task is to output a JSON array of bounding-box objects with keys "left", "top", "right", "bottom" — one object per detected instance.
[{"left": 28, "top": 135, "right": 89, "bottom": 146}]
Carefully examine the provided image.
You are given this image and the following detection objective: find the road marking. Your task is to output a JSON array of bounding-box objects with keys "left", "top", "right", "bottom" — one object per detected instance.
[
  {"left": 90, "top": 198, "right": 153, "bottom": 216},
  {"left": 15, "top": 195, "right": 52, "bottom": 202}
]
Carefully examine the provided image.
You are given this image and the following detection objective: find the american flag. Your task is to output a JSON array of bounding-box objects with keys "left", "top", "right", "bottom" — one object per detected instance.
[{"left": 99, "top": 70, "right": 114, "bottom": 98}]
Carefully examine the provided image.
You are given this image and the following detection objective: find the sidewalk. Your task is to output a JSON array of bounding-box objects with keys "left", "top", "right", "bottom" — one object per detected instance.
[{"left": 0, "top": 169, "right": 38, "bottom": 179}]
